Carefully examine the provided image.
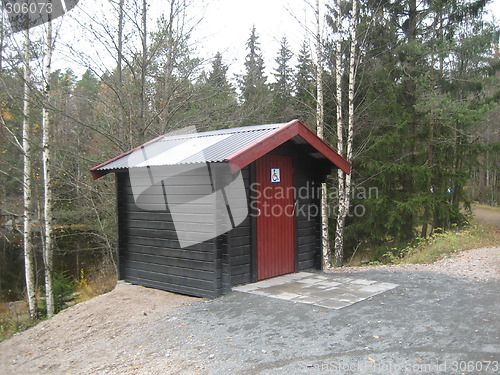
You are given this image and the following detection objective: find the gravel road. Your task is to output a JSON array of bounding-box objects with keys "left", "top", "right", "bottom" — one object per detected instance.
[
  {"left": 1, "top": 246, "right": 499, "bottom": 375},
  {"left": 472, "top": 206, "right": 500, "bottom": 228}
]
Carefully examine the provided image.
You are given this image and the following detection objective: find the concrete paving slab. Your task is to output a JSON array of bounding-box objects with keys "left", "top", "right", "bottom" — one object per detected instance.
[
  {"left": 274, "top": 292, "right": 302, "bottom": 300},
  {"left": 289, "top": 271, "right": 312, "bottom": 279},
  {"left": 290, "top": 294, "right": 330, "bottom": 304},
  {"left": 315, "top": 298, "right": 354, "bottom": 309},
  {"left": 350, "top": 278, "right": 376, "bottom": 285},
  {"left": 233, "top": 272, "right": 398, "bottom": 310},
  {"left": 349, "top": 289, "right": 380, "bottom": 299},
  {"left": 315, "top": 280, "right": 342, "bottom": 288},
  {"left": 296, "top": 277, "right": 323, "bottom": 284}
]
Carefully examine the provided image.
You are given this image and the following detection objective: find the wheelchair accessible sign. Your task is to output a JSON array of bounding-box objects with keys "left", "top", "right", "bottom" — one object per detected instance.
[{"left": 271, "top": 168, "right": 280, "bottom": 183}]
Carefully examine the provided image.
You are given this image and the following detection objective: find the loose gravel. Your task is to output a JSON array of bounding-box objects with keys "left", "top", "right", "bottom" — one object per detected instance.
[
  {"left": 328, "top": 246, "right": 500, "bottom": 282},
  {"left": 0, "top": 246, "right": 498, "bottom": 375}
]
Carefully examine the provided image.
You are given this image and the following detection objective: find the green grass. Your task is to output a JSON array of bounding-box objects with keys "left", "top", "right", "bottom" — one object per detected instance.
[
  {"left": 0, "top": 302, "right": 36, "bottom": 343},
  {"left": 0, "top": 264, "right": 117, "bottom": 343},
  {"left": 0, "top": 318, "right": 36, "bottom": 342},
  {"left": 377, "top": 224, "right": 499, "bottom": 265}
]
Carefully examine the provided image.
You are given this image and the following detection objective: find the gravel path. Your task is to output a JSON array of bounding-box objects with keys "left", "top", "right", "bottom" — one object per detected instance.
[
  {"left": 328, "top": 246, "right": 500, "bottom": 282},
  {"left": 0, "top": 246, "right": 498, "bottom": 375}
]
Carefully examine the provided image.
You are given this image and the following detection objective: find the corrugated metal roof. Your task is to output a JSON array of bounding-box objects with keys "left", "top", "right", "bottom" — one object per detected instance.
[{"left": 96, "top": 123, "right": 285, "bottom": 172}]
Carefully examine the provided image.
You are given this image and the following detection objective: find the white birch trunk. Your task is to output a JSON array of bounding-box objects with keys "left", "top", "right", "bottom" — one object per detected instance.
[
  {"left": 333, "top": 0, "right": 345, "bottom": 267},
  {"left": 117, "top": 0, "right": 124, "bottom": 143},
  {"left": 0, "top": 9, "right": 4, "bottom": 71},
  {"left": 22, "top": 29, "right": 36, "bottom": 320},
  {"left": 335, "top": 0, "right": 358, "bottom": 267},
  {"left": 139, "top": 0, "right": 147, "bottom": 142},
  {"left": 42, "top": 20, "right": 55, "bottom": 317},
  {"left": 315, "top": 0, "right": 331, "bottom": 269}
]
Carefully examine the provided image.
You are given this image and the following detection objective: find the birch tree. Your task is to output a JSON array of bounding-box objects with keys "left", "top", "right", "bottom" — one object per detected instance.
[
  {"left": 138, "top": 0, "right": 148, "bottom": 142},
  {"left": 22, "top": 29, "right": 36, "bottom": 320},
  {"left": 332, "top": 0, "right": 344, "bottom": 267},
  {"left": 42, "top": 18, "right": 55, "bottom": 317},
  {"left": 314, "top": 0, "right": 332, "bottom": 269},
  {"left": 334, "top": 0, "right": 358, "bottom": 267},
  {"left": 0, "top": 7, "right": 4, "bottom": 71},
  {"left": 117, "top": 0, "right": 124, "bottom": 142}
]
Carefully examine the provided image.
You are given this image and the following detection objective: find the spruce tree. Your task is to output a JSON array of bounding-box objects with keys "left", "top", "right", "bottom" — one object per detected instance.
[
  {"left": 208, "top": 52, "right": 230, "bottom": 89},
  {"left": 203, "top": 52, "right": 237, "bottom": 128},
  {"left": 239, "top": 26, "right": 271, "bottom": 124},
  {"left": 272, "top": 37, "right": 294, "bottom": 120},
  {"left": 337, "top": 0, "right": 498, "bottom": 259},
  {"left": 294, "top": 40, "right": 315, "bottom": 121}
]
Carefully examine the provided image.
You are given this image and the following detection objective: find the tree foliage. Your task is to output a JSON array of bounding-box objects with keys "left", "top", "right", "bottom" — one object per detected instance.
[{"left": 0, "top": 0, "right": 498, "bottom": 296}]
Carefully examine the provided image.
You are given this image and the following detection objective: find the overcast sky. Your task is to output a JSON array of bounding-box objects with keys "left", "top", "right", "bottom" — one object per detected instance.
[
  {"left": 195, "top": 0, "right": 499, "bottom": 82},
  {"left": 5, "top": 0, "right": 499, "bottom": 81},
  {"left": 60, "top": 0, "right": 315, "bottom": 80},
  {"left": 192, "top": 0, "right": 314, "bottom": 78}
]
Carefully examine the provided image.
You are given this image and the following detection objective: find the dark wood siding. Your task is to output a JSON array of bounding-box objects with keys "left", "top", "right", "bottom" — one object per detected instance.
[
  {"left": 117, "top": 170, "right": 218, "bottom": 299},
  {"left": 115, "top": 144, "right": 324, "bottom": 297},
  {"left": 228, "top": 166, "right": 253, "bottom": 286},
  {"left": 294, "top": 155, "right": 322, "bottom": 271}
]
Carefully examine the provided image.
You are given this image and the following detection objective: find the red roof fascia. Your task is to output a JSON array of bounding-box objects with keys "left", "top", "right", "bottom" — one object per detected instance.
[
  {"left": 89, "top": 134, "right": 165, "bottom": 180},
  {"left": 295, "top": 121, "right": 352, "bottom": 174},
  {"left": 225, "top": 119, "right": 351, "bottom": 174},
  {"left": 224, "top": 120, "right": 299, "bottom": 173}
]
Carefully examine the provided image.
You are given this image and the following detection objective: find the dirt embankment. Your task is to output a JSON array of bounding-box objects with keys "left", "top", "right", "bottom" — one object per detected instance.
[{"left": 0, "top": 283, "right": 200, "bottom": 375}]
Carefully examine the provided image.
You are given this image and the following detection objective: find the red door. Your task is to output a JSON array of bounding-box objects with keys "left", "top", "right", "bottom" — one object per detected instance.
[{"left": 255, "top": 154, "right": 295, "bottom": 280}]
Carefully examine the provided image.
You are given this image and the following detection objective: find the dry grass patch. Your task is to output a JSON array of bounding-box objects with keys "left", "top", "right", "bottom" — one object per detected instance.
[{"left": 391, "top": 224, "right": 499, "bottom": 265}]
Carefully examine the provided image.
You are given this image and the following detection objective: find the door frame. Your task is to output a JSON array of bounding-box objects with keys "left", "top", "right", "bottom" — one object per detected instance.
[{"left": 251, "top": 153, "right": 296, "bottom": 281}]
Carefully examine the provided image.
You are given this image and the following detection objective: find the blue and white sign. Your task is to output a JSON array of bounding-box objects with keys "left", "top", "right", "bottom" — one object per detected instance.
[{"left": 271, "top": 168, "right": 280, "bottom": 183}]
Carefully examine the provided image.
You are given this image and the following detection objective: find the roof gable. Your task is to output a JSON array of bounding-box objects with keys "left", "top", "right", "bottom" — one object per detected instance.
[
  {"left": 224, "top": 120, "right": 351, "bottom": 174},
  {"left": 90, "top": 119, "right": 351, "bottom": 179}
]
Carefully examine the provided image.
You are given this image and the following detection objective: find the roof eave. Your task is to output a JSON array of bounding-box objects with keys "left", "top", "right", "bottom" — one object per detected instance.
[{"left": 89, "top": 134, "right": 165, "bottom": 180}]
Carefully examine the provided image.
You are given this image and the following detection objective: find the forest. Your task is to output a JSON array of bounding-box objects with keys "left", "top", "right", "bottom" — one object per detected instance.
[{"left": 0, "top": 0, "right": 498, "bottom": 319}]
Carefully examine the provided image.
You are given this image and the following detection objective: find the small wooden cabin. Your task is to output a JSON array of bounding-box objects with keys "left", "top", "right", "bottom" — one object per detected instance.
[{"left": 91, "top": 120, "right": 351, "bottom": 298}]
